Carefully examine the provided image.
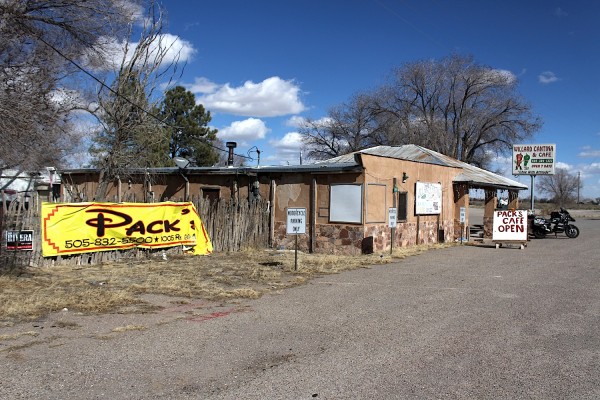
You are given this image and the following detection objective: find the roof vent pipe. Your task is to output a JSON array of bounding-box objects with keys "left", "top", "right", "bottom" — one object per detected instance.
[{"left": 226, "top": 142, "right": 237, "bottom": 167}]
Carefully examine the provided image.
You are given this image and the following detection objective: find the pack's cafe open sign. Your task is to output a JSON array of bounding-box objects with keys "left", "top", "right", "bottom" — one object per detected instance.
[{"left": 512, "top": 144, "right": 556, "bottom": 175}]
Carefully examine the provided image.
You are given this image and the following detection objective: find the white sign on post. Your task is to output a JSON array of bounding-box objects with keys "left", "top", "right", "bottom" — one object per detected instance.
[
  {"left": 286, "top": 208, "right": 306, "bottom": 234},
  {"left": 459, "top": 207, "right": 466, "bottom": 224},
  {"left": 512, "top": 144, "right": 556, "bottom": 175},
  {"left": 388, "top": 208, "right": 397, "bottom": 228}
]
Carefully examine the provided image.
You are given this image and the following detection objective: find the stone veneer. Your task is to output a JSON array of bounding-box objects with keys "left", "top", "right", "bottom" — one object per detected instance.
[{"left": 273, "top": 220, "right": 455, "bottom": 255}]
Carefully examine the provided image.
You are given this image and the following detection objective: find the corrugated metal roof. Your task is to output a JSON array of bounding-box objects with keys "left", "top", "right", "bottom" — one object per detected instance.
[
  {"left": 319, "top": 144, "right": 527, "bottom": 190},
  {"left": 61, "top": 145, "right": 526, "bottom": 190},
  {"left": 61, "top": 162, "right": 362, "bottom": 176}
]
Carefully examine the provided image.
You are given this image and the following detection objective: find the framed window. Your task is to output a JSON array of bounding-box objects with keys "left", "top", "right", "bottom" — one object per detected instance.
[
  {"left": 398, "top": 192, "right": 408, "bottom": 221},
  {"left": 202, "top": 188, "right": 220, "bottom": 203},
  {"left": 329, "top": 184, "right": 362, "bottom": 223}
]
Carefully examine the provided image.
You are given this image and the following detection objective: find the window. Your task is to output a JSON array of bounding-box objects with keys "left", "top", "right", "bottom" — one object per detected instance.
[
  {"left": 202, "top": 188, "right": 220, "bottom": 203},
  {"left": 398, "top": 192, "right": 408, "bottom": 221}
]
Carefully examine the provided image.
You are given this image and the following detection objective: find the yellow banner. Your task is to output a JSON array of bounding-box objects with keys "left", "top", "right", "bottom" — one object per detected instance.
[{"left": 41, "top": 202, "right": 212, "bottom": 257}]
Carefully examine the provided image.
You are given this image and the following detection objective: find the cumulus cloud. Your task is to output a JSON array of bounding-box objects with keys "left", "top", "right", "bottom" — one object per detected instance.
[
  {"left": 270, "top": 132, "right": 303, "bottom": 151},
  {"left": 85, "top": 34, "right": 195, "bottom": 71},
  {"left": 193, "top": 77, "right": 305, "bottom": 117},
  {"left": 189, "top": 77, "right": 219, "bottom": 94},
  {"left": 218, "top": 118, "right": 270, "bottom": 145},
  {"left": 266, "top": 132, "right": 305, "bottom": 164},
  {"left": 538, "top": 71, "right": 559, "bottom": 84},
  {"left": 555, "top": 161, "right": 572, "bottom": 170},
  {"left": 285, "top": 116, "right": 307, "bottom": 128}
]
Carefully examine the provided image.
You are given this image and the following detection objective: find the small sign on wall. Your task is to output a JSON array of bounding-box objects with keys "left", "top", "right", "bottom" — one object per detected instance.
[
  {"left": 4, "top": 230, "right": 34, "bottom": 251},
  {"left": 492, "top": 210, "right": 527, "bottom": 242}
]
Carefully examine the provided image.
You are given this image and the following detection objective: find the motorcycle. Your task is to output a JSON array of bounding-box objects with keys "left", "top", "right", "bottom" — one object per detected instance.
[{"left": 529, "top": 208, "right": 579, "bottom": 239}]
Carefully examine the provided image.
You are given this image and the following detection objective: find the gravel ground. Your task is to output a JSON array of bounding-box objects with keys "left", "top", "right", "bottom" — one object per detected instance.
[{"left": 1, "top": 218, "right": 599, "bottom": 399}]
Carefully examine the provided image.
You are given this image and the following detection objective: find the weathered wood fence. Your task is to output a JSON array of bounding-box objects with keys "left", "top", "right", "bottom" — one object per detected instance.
[{"left": 0, "top": 191, "right": 270, "bottom": 270}]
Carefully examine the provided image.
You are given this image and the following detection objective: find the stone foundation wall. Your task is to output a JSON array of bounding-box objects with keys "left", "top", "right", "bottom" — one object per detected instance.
[
  {"left": 273, "top": 221, "right": 310, "bottom": 252},
  {"left": 273, "top": 219, "right": 455, "bottom": 255},
  {"left": 314, "top": 224, "right": 364, "bottom": 255},
  {"left": 364, "top": 224, "right": 390, "bottom": 252},
  {"left": 439, "top": 219, "right": 456, "bottom": 243},
  {"left": 415, "top": 220, "right": 438, "bottom": 245}
]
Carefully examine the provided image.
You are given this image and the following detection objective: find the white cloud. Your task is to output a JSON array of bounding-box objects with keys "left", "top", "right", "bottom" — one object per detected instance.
[
  {"left": 582, "top": 162, "right": 600, "bottom": 174},
  {"left": 538, "top": 71, "right": 559, "bottom": 84},
  {"left": 579, "top": 149, "right": 600, "bottom": 157},
  {"left": 555, "top": 161, "right": 572, "bottom": 170},
  {"left": 85, "top": 34, "right": 195, "bottom": 71},
  {"left": 266, "top": 132, "right": 306, "bottom": 165},
  {"left": 285, "top": 116, "right": 307, "bottom": 128},
  {"left": 218, "top": 118, "right": 270, "bottom": 145},
  {"left": 115, "top": 0, "right": 144, "bottom": 19},
  {"left": 270, "top": 132, "right": 303, "bottom": 151},
  {"left": 189, "top": 77, "right": 219, "bottom": 94},
  {"left": 193, "top": 77, "right": 305, "bottom": 117},
  {"left": 486, "top": 69, "right": 517, "bottom": 85},
  {"left": 156, "top": 33, "right": 196, "bottom": 64}
]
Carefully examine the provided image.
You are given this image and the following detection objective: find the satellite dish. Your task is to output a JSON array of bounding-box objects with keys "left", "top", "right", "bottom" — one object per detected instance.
[{"left": 173, "top": 157, "right": 190, "bottom": 169}]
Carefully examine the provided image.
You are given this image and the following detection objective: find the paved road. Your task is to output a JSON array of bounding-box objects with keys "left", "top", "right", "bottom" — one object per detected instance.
[
  {"left": 2, "top": 219, "right": 599, "bottom": 399},
  {"left": 468, "top": 206, "right": 600, "bottom": 225}
]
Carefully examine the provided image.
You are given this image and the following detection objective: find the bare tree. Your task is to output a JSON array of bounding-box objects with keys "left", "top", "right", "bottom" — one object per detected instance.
[
  {"left": 0, "top": 0, "right": 135, "bottom": 174},
  {"left": 301, "top": 55, "right": 542, "bottom": 168},
  {"left": 300, "top": 94, "right": 379, "bottom": 160},
  {"left": 88, "top": 2, "right": 184, "bottom": 200},
  {"left": 538, "top": 169, "right": 583, "bottom": 207}
]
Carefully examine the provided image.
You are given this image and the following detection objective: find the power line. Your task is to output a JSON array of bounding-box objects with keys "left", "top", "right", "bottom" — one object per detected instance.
[{"left": 23, "top": 24, "right": 253, "bottom": 161}]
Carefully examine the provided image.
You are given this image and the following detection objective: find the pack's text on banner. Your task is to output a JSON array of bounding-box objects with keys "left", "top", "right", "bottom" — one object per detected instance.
[{"left": 41, "top": 202, "right": 212, "bottom": 257}]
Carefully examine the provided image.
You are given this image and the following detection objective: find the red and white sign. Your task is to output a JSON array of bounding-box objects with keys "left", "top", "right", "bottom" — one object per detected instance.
[{"left": 492, "top": 210, "right": 527, "bottom": 241}]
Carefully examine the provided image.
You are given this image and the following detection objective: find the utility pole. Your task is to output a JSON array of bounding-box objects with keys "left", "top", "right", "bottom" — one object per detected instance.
[{"left": 577, "top": 171, "right": 580, "bottom": 204}]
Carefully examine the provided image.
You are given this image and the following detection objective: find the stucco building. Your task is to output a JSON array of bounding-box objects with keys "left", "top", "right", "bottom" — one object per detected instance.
[{"left": 59, "top": 145, "right": 527, "bottom": 254}]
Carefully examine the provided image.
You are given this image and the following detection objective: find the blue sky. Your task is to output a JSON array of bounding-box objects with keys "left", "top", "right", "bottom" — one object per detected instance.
[{"left": 156, "top": 0, "right": 600, "bottom": 199}]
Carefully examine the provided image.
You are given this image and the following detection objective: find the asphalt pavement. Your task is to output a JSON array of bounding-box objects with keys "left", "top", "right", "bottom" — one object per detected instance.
[{"left": 2, "top": 219, "right": 599, "bottom": 399}]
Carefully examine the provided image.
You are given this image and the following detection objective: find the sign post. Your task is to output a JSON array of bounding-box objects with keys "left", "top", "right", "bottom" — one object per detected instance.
[
  {"left": 286, "top": 208, "right": 306, "bottom": 270},
  {"left": 459, "top": 207, "right": 466, "bottom": 244},
  {"left": 388, "top": 207, "right": 397, "bottom": 254}
]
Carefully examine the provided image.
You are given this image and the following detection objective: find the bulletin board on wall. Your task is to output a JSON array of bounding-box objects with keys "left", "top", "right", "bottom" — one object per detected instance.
[
  {"left": 415, "top": 182, "right": 442, "bottom": 215},
  {"left": 329, "top": 184, "right": 363, "bottom": 223}
]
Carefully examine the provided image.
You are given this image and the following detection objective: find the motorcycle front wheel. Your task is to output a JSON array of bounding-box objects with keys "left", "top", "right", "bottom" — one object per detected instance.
[
  {"left": 533, "top": 229, "right": 547, "bottom": 239},
  {"left": 566, "top": 225, "right": 580, "bottom": 238}
]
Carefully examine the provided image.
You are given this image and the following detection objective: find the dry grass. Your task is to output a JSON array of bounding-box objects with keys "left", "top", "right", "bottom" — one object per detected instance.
[{"left": 0, "top": 243, "right": 453, "bottom": 322}]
